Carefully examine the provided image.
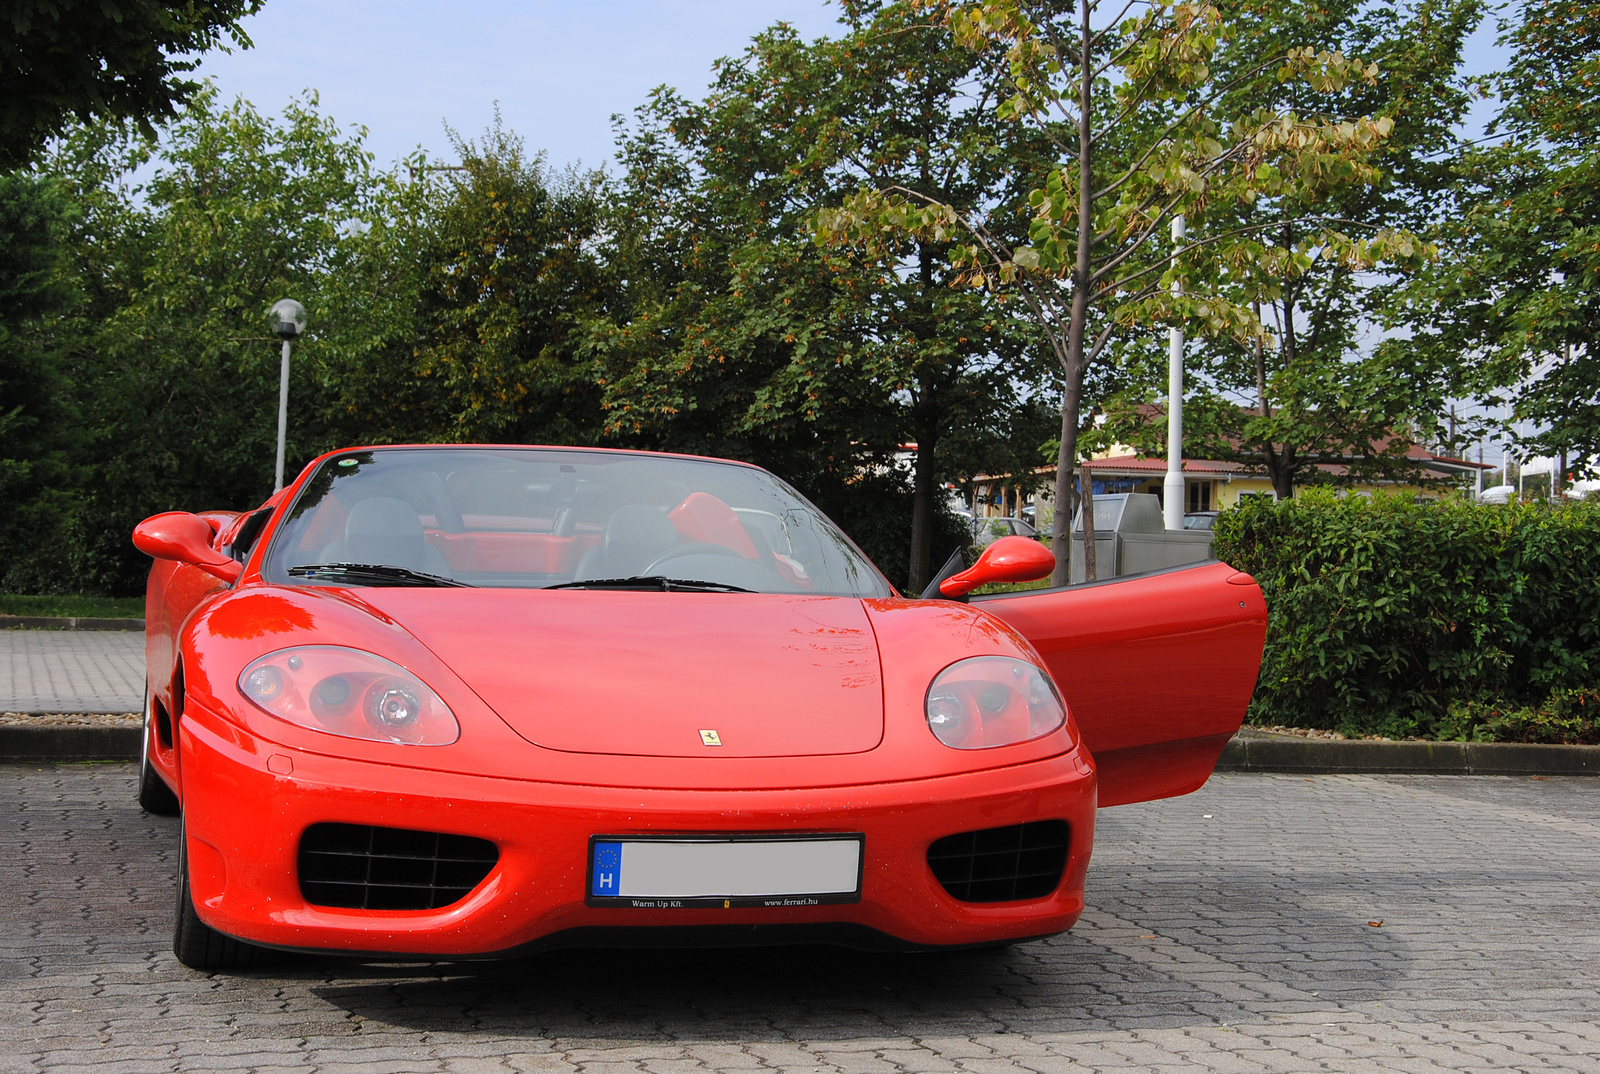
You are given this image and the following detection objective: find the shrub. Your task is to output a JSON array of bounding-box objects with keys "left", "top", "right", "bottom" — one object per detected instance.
[
  {"left": 1211, "top": 492, "right": 1600, "bottom": 739},
  {"left": 1438, "top": 689, "right": 1600, "bottom": 745}
]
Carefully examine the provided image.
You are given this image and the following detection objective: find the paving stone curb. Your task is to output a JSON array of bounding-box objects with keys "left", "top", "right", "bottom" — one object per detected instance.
[
  {"left": 4, "top": 722, "right": 1598, "bottom": 772},
  {"left": 1217, "top": 729, "right": 1600, "bottom": 776},
  {"left": 0, "top": 615, "right": 144, "bottom": 631}
]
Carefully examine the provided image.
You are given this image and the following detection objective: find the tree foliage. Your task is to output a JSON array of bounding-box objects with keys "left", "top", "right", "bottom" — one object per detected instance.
[
  {"left": 1, "top": 0, "right": 262, "bottom": 169},
  {"left": 818, "top": 0, "right": 1429, "bottom": 581},
  {"left": 1101, "top": 0, "right": 1483, "bottom": 498},
  {"left": 0, "top": 172, "right": 79, "bottom": 590},
  {"left": 37, "top": 89, "right": 378, "bottom": 590},
  {"left": 585, "top": 10, "right": 1036, "bottom": 590},
  {"left": 329, "top": 120, "right": 609, "bottom": 447},
  {"left": 1392, "top": 0, "right": 1600, "bottom": 476},
  {"left": 11, "top": 0, "right": 1590, "bottom": 600}
]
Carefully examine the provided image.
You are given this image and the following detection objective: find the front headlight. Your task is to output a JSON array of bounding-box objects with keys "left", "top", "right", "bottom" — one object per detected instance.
[
  {"left": 238, "top": 646, "right": 459, "bottom": 745},
  {"left": 925, "top": 656, "right": 1066, "bottom": 749}
]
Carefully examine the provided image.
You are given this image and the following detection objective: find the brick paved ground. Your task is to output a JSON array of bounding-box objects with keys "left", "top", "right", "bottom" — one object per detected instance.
[
  {"left": 2, "top": 764, "right": 1596, "bottom": 1074},
  {"left": 0, "top": 633, "right": 143, "bottom": 714}
]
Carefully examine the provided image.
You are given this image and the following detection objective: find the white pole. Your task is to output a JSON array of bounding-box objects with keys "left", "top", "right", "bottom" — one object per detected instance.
[
  {"left": 1476, "top": 444, "right": 1483, "bottom": 497},
  {"left": 1163, "top": 214, "right": 1186, "bottom": 531},
  {"left": 274, "top": 338, "right": 291, "bottom": 492}
]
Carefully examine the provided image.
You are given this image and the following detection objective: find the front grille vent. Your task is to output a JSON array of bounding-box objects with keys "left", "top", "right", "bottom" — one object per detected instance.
[
  {"left": 927, "top": 820, "right": 1070, "bottom": 903},
  {"left": 298, "top": 823, "right": 498, "bottom": 910}
]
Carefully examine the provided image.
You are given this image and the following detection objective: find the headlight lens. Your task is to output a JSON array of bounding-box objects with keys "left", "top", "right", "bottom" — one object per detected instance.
[
  {"left": 925, "top": 656, "right": 1066, "bottom": 749},
  {"left": 237, "top": 646, "right": 459, "bottom": 745}
]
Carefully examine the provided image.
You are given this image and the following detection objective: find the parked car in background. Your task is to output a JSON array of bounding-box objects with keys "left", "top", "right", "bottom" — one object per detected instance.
[
  {"left": 1182, "top": 511, "right": 1219, "bottom": 530},
  {"left": 977, "top": 516, "right": 1039, "bottom": 547}
]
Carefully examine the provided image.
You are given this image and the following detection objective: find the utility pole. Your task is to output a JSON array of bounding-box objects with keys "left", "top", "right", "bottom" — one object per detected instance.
[
  {"left": 1163, "top": 215, "right": 1186, "bottom": 531},
  {"left": 1557, "top": 343, "right": 1573, "bottom": 501},
  {"left": 1476, "top": 444, "right": 1484, "bottom": 497}
]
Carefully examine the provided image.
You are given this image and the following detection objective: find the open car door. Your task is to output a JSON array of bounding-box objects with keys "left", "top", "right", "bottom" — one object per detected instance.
[{"left": 973, "top": 560, "right": 1266, "bottom": 807}]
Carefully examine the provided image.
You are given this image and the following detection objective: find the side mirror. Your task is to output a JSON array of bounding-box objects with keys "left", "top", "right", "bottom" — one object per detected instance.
[
  {"left": 938, "top": 536, "right": 1055, "bottom": 598},
  {"left": 132, "top": 512, "right": 242, "bottom": 583}
]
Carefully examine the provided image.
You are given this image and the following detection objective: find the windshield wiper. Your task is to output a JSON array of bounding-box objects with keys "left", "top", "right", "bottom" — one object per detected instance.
[
  {"left": 286, "top": 563, "right": 472, "bottom": 588},
  {"left": 543, "top": 575, "right": 753, "bottom": 593}
]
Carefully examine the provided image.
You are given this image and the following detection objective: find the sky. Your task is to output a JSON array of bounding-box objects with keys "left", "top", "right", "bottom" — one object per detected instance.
[
  {"left": 193, "top": 0, "right": 1508, "bottom": 174},
  {"left": 192, "top": 0, "right": 840, "bottom": 173}
]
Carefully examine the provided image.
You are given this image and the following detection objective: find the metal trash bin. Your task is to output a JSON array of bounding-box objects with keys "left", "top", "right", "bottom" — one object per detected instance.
[{"left": 1069, "top": 493, "right": 1213, "bottom": 583}]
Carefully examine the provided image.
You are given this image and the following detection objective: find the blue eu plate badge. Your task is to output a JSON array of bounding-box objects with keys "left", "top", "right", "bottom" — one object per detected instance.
[{"left": 590, "top": 841, "right": 623, "bottom": 898}]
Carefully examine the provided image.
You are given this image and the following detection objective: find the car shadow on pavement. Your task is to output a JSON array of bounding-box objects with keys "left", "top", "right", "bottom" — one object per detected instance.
[
  {"left": 296, "top": 941, "right": 1120, "bottom": 1039},
  {"left": 285, "top": 892, "right": 1407, "bottom": 1040}
]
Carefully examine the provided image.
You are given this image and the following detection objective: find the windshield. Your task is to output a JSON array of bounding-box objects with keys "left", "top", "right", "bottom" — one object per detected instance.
[{"left": 260, "top": 447, "right": 892, "bottom": 597}]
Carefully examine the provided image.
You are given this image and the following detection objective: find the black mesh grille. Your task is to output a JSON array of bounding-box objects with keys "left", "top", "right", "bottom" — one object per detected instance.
[
  {"left": 298, "top": 823, "right": 498, "bottom": 910},
  {"left": 926, "top": 821, "right": 1070, "bottom": 903}
]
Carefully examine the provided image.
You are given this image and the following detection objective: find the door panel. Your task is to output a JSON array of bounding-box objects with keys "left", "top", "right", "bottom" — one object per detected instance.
[{"left": 973, "top": 560, "right": 1266, "bottom": 807}]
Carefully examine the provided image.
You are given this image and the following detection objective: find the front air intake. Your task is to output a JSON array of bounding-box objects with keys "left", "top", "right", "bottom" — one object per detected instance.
[
  {"left": 298, "top": 823, "right": 498, "bottom": 910},
  {"left": 926, "top": 820, "right": 1070, "bottom": 903}
]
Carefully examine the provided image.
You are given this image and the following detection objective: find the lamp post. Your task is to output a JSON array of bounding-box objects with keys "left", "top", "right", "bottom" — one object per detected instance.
[
  {"left": 1163, "top": 215, "right": 1186, "bottom": 531},
  {"left": 267, "top": 299, "right": 307, "bottom": 492}
]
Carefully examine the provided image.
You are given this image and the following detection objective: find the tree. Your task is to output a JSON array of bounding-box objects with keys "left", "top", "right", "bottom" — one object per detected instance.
[
  {"left": 1394, "top": 0, "right": 1600, "bottom": 477},
  {"left": 0, "top": 172, "right": 79, "bottom": 590},
  {"left": 818, "top": 0, "right": 1425, "bottom": 583},
  {"left": 587, "top": 11, "right": 1044, "bottom": 590},
  {"left": 792, "top": 2, "right": 1061, "bottom": 589},
  {"left": 1, "top": 0, "right": 263, "bottom": 169},
  {"left": 327, "top": 118, "right": 610, "bottom": 447},
  {"left": 40, "top": 89, "right": 382, "bottom": 591},
  {"left": 26, "top": 97, "right": 616, "bottom": 592},
  {"left": 1103, "top": 0, "right": 1484, "bottom": 499},
  {"left": 583, "top": 70, "right": 925, "bottom": 584}
]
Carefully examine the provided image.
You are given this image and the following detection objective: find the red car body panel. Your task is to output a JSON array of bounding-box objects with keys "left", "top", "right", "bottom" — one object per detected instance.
[
  {"left": 177, "top": 700, "right": 1097, "bottom": 954},
  {"left": 390, "top": 591, "right": 886, "bottom": 758},
  {"left": 138, "top": 445, "right": 1266, "bottom": 957}
]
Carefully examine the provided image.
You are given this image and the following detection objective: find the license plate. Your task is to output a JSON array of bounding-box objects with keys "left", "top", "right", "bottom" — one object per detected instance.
[{"left": 586, "top": 834, "right": 864, "bottom": 908}]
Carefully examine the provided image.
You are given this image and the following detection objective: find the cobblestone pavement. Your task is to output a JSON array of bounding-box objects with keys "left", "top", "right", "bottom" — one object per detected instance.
[
  {"left": 0, "top": 632, "right": 143, "bottom": 714},
  {"left": 3, "top": 764, "right": 1597, "bottom": 1074}
]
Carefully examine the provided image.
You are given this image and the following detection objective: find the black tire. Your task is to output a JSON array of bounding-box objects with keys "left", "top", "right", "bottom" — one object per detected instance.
[
  {"left": 137, "top": 686, "right": 180, "bottom": 816},
  {"left": 172, "top": 818, "right": 273, "bottom": 970}
]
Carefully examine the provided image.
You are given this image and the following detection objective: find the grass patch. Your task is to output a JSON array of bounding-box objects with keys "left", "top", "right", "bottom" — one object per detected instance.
[{"left": 0, "top": 594, "right": 145, "bottom": 619}]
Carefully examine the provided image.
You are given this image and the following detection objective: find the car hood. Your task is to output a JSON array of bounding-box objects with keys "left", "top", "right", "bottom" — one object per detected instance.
[{"left": 357, "top": 589, "right": 884, "bottom": 758}]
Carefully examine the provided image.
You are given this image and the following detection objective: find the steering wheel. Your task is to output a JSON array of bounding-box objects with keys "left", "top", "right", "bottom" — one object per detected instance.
[{"left": 641, "top": 542, "right": 745, "bottom": 575}]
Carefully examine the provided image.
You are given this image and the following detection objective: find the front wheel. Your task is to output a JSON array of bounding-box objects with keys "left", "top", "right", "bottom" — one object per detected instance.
[
  {"left": 137, "top": 685, "right": 179, "bottom": 816},
  {"left": 172, "top": 818, "right": 272, "bottom": 970}
]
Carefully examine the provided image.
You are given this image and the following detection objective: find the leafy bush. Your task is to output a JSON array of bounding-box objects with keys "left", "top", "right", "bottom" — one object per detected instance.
[
  {"left": 1438, "top": 689, "right": 1600, "bottom": 745},
  {"left": 1211, "top": 492, "right": 1600, "bottom": 740}
]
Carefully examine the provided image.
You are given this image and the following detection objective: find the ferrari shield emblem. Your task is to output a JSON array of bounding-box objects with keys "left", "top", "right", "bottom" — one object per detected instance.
[{"left": 699, "top": 729, "right": 722, "bottom": 747}]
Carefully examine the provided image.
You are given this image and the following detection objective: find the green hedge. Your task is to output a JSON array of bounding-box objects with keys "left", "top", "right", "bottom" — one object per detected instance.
[{"left": 1211, "top": 492, "right": 1600, "bottom": 740}]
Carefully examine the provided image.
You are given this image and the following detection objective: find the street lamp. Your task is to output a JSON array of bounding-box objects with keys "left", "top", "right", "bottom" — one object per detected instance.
[{"left": 268, "top": 299, "right": 307, "bottom": 492}]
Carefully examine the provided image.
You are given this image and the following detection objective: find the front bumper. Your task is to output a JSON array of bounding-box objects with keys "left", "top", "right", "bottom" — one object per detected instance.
[{"left": 178, "top": 702, "right": 1098, "bottom": 956}]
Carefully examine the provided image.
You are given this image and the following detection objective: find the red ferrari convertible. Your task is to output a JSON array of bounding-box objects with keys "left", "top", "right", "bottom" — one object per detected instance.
[{"left": 133, "top": 445, "right": 1265, "bottom": 969}]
